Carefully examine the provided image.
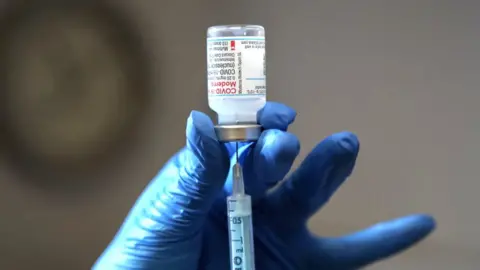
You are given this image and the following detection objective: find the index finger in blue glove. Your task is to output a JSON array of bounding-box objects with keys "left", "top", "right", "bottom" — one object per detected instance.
[
  {"left": 270, "top": 131, "right": 359, "bottom": 223},
  {"left": 317, "top": 214, "right": 436, "bottom": 269},
  {"left": 224, "top": 101, "right": 300, "bottom": 199},
  {"left": 242, "top": 129, "right": 300, "bottom": 199},
  {"left": 245, "top": 102, "right": 298, "bottom": 198},
  {"left": 258, "top": 101, "right": 297, "bottom": 131},
  {"left": 224, "top": 101, "right": 296, "bottom": 156}
]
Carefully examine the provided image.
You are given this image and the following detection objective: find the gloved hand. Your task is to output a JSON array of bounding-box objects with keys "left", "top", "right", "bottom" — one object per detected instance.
[{"left": 93, "top": 102, "right": 436, "bottom": 270}]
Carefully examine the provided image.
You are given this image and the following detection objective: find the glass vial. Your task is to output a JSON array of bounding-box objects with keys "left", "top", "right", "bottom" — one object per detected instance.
[{"left": 206, "top": 25, "right": 267, "bottom": 125}]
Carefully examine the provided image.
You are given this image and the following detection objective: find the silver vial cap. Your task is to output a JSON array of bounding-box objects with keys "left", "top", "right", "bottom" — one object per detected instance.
[{"left": 214, "top": 124, "right": 262, "bottom": 142}]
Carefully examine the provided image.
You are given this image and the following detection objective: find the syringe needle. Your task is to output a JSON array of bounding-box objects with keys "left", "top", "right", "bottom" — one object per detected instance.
[
  {"left": 232, "top": 163, "right": 245, "bottom": 195},
  {"left": 233, "top": 142, "right": 245, "bottom": 195},
  {"left": 235, "top": 141, "right": 239, "bottom": 161}
]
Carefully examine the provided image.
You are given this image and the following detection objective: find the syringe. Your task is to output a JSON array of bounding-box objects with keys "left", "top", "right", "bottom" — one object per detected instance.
[
  {"left": 205, "top": 24, "right": 266, "bottom": 270},
  {"left": 227, "top": 143, "right": 255, "bottom": 270}
]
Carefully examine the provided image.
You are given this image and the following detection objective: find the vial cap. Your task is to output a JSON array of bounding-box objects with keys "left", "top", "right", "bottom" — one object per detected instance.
[{"left": 214, "top": 124, "right": 262, "bottom": 142}]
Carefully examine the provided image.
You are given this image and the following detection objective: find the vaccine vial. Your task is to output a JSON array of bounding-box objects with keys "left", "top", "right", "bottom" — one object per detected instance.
[{"left": 206, "top": 25, "right": 267, "bottom": 125}]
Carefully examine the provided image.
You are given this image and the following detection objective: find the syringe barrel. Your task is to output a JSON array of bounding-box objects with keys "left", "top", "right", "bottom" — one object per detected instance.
[
  {"left": 227, "top": 194, "right": 255, "bottom": 270},
  {"left": 206, "top": 25, "right": 267, "bottom": 125}
]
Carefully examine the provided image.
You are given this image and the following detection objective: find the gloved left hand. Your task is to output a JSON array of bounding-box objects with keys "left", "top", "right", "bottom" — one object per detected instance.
[{"left": 93, "top": 101, "right": 435, "bottom": 270}]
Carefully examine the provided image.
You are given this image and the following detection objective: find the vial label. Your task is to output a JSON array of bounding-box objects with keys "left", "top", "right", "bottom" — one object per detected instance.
[{"left": 207, "top": 37, "right": 266, "bottom": 97}]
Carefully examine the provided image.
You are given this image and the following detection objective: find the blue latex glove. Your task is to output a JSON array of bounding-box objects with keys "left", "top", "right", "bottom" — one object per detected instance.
[{"left": 93, "top": 102, "right": 436, "bottom": 270}]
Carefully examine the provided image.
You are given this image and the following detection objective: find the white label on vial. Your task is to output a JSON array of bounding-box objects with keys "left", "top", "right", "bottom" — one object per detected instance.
[{"left": 207, "top": 37, "right": 266, "bottom": 97}]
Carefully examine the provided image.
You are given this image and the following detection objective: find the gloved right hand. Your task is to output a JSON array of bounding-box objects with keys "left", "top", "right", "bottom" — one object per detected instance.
[{"left": 93, "top": 101, "right": 436, "bottom": 270}]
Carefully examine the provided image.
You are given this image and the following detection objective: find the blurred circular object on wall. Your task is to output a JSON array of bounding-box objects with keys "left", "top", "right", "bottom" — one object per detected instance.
[{"left": 0, "top": 0, "right": 152, "bottom": 184}]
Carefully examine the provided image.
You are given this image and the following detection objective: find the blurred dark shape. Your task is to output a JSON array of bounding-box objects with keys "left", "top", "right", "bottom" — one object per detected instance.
[{"left": 0, "top": 0, "right": 153, "bottom": 189}]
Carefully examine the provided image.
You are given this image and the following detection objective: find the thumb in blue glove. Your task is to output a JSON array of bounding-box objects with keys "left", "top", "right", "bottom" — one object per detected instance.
[
  {"left": 94, "top": 109, "right": 230, "bottom": 269},
  {"left": 93, "top": 102, "right": 436, "bottom": 270}
]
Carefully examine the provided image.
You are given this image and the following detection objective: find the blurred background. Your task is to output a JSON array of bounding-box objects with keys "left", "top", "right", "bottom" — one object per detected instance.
[{"left": 0, "top": 0, "right": 479, "bottom": 269}]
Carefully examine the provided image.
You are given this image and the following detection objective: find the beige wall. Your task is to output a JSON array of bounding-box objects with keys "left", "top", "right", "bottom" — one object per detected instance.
[{"left": 1, "top": 0, "right": 479, "bottom": 269}]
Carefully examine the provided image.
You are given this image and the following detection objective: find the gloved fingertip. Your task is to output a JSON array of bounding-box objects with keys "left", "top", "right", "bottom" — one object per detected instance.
[
  {"left": 303, "top": 131, "right": 359, "bottom": 176},
  {"left": 258, "top": 101, "right": 297, "bottom": 130},
  {"left": 257, "top": 129, "right": 301, "bottom": 164},
  {"left": 384, "top": 213, "right": 437, "bottom": 235},
  {"left": 323, "top": 213, "right": 436, "bottom": 268},
  {"left": 329, "top": 131, "right": 360, "bottom": 156},
  {"left": 187, "top": 110, "right": 217, "bottom": 141},
  {"left": 186, "top": 111, "right": 228, "bottom": 164}
]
